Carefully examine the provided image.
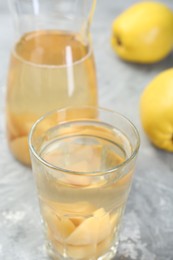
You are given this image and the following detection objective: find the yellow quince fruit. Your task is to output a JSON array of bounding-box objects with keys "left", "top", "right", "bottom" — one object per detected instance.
[
  {"left": 140, "top": 68, "right": 173, "bottom": 151},
  {"left": 111, "top": 2, "right": 173, "bottom": 63}
]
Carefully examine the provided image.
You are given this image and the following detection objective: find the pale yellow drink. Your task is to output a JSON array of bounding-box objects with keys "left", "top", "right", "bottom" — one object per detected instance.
[
  {"left": 6, "top": 31, "right": 97, "bottom": 165},
  {"left": 29, "top": 107, "right": 140, "bottom": 259},
  {"left": 33, "top": 121, "right": 134, "bottom": 259}
]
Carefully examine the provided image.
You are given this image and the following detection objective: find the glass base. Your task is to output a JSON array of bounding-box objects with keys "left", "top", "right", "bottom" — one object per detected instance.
[
  {"left": 98, "top": 242, "right": 118, "bottom": 260},
  {"left": 46, "top": 240, "right": 118, "bottom": 260}
]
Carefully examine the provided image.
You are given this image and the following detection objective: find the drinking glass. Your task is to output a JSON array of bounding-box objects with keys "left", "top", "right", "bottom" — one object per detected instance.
[
  {"left": 29, "top": 107, "right": 140, "bottom": 260},
  {"left": 6, "top": 0, "right": 97, "bottom": 165}
]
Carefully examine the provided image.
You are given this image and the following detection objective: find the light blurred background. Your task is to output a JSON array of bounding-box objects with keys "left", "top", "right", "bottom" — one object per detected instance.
[{"left": 1, "top": 1, "right": 173, "bottom": 259}]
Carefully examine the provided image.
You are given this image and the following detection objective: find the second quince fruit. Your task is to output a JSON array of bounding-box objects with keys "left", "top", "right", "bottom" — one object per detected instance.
[
  {"left": 111, "top": 2, "right": 173, "bottom": 63},
  {"left": 140, "top": 68, "right": 173, "bottom": 151}
]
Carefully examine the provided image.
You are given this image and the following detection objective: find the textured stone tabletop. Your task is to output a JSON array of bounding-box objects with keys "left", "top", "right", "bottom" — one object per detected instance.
[{"left": 1, "top": 1, "right": 173, "bottom": 260}]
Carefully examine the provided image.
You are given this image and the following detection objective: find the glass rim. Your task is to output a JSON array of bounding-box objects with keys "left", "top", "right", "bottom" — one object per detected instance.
[{"left": 28, "top": 106, "right": 140, "bottom": 176}]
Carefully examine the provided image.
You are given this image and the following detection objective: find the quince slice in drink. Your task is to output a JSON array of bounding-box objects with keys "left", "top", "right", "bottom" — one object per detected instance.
[
  {"left": 7, "top": 111, "right": 56, "bottom": 140},
  {"left": 46, "top": 228, "right": 64, "bottom": 255},
  {"left": 93, "top": 208, "right": 111, "bottom": 243},
  {"left": 48, "top": 229, "right": 96, "bottom": 259},
  {"left": 116, "top": 170, "right": 133, "bottom": 187},
  {"left": 64, "top": 161, "right": 91, "bottom": 186},
  {"left": 66, "top": 208, "right": 111, "bottom": 246},
  {"left": 7, "top": 112, "right": 38, "bottom": 137},
  {"left": 43, "top": 206, "right": 75, "bottom": 242},
  {"left": 96, "top": 233, "right": 114, "bottom": 257},
  {"left": 95, "top": 211, "right": 120, "bottom": 257},
  {"left": 10, "top": 136, "right": 31, "bottom": 165},
  {"left": 66, "top": 216, "right": 98, "bottom": 245},
  {"left": 69, "top": 217, "right": 84, "bottom": 227},
  {"left": 42, "top": 144, "right": 97, "bottom": 184},
  {"left": 80, "top": 126, "right": 121, "bottom": 147},
  {"left": 58, "top": 218, "right": 76, "bottom": 240},
  {"left": 109, "top": 210, "right": 121, "bottom": 235},
  {"left": 64, "top": 142, "right": 102, "bottom": 172}
]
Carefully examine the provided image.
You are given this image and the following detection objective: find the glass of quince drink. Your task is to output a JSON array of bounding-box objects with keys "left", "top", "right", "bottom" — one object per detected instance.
[{"left": 29, "top": 107, "right": 140, "bottom": 260}]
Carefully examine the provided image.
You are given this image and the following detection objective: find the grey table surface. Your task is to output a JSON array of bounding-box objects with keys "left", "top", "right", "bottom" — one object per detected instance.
[{"left": 1, "top": 1, "right": 173, "bottom": 259}]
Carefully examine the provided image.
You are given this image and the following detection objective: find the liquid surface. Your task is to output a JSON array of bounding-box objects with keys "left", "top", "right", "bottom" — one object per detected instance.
[
  {"left": 34, "top": 121, "right": 134, "bottom": 259},
  {"left": 6, "top": 31, "right": 97, "bottom": 165},
  {"left": 42, "top": 135, "right": 126, "bottom": 173}
]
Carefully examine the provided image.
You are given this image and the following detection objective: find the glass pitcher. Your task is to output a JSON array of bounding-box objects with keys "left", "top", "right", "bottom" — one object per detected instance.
[{"left": 6, "top": 0, "right": 98, "bottom": 166}]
